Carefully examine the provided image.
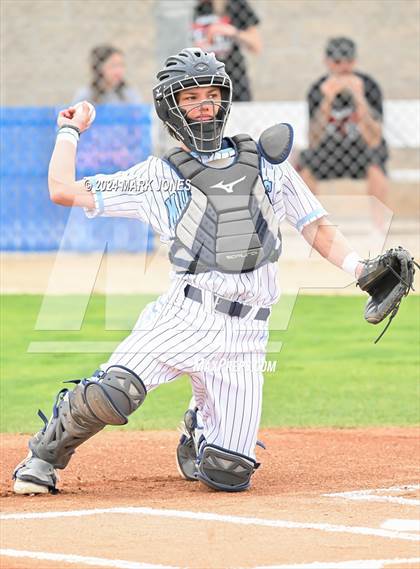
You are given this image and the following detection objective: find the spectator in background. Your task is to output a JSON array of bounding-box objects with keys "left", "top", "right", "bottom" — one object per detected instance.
[
  {"left": 192, "top": 0, "right": 261, "bottom": 101},
  {"left": 73, "top": 45, "right": 141, "bottom": 104},
  {"left": 71, "top": 45, "right": 143, "bottom": 253},
  {"left": 299, "top": 37, "right": 389, "bottom": 232}
]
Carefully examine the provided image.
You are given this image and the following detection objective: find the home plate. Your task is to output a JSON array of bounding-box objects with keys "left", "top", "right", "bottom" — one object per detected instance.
[{"left": 326, "top": 485, "right": 420, "bottom": 506}]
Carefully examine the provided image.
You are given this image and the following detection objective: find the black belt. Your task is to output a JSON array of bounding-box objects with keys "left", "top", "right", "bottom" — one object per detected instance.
[{"left": 184, "top": 284, "right": 270, "bottom": 321}]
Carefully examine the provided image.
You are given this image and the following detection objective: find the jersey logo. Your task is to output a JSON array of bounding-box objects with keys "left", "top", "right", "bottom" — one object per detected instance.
[
  {"left": 263, "top": 179, "right": 273, "bottom": 204},
  {"left": 165, "top": 188, "right": 191, "bottom": 229},
  {"left": 263, "top": 179, "right": 272, "bottom": 193},
  {"left": 210, "top": 175, "right": 246, "bottom": 194}
]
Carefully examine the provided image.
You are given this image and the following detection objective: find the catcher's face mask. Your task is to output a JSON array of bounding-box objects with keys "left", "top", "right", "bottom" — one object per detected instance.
[
  {"left": 159, "top": 75, "right": 232, "bottom": 153},
  {"left": 154, "top": 48, "right": 233, "bottom": 153}
]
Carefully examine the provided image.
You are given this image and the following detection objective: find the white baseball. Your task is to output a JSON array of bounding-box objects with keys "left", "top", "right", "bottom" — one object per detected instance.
[{"left": 74, "top": 101, "right": 96, "bottom": 125}]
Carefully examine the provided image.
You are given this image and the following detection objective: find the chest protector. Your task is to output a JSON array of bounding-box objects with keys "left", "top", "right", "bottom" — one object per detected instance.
[{"left": 165, "top": 126, "right": 292, "bottom": 274}]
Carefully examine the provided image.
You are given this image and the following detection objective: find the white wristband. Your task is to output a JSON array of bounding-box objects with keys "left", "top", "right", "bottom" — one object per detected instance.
[
  {"left": 56, "top": 130, "right": 78, "bottom": 147},
  {"left": 341, "top": 252, "right": 361, "bottom": 277}
]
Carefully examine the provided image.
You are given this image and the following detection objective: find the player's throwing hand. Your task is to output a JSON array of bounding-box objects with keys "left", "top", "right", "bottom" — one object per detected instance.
[{"left": 57, "top": 101, "right": 96, "bottom": 132}]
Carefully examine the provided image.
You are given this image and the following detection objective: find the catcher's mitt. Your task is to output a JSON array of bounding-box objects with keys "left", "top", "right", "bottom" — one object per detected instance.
[{"left": 357, "top": 246, "right": 418, "bottom": 343}]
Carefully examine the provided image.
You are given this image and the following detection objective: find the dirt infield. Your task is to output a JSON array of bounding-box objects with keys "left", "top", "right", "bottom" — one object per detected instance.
[{"left": 1, "top": 428, "right": 419, "bottom": 569}]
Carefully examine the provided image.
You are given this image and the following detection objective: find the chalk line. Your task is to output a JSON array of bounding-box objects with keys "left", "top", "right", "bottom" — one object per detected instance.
[
  {"left": 0, "top": 549, "right": 179, "bottom": 569},
  {"left": 1, "top": 506, "right": 419, "bottom": 542}
]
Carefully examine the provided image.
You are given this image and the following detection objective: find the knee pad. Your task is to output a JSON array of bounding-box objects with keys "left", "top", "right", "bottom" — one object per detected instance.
[
  {"left": 197, "top": 444, "right": 259, "bottom": 492},
  {"left": 29, "top": 365, "right": 146, "bottom": 470},
  {"left": 81, "top": 365, "right": 146, "bottom": 425}
]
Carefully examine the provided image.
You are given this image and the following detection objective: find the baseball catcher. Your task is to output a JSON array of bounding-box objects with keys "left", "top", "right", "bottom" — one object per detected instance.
[{"left": 12, "top": 48, "right": 417, "bottom": 496}]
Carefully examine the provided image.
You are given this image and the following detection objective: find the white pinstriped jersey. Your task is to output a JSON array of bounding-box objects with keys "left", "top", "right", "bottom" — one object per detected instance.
[{"left": 85, "top": 142, "right": 327, "bottom": 307}]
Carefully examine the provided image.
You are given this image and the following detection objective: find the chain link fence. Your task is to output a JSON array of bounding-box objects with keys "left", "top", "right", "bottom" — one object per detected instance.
[
  {"left": 225, "top": 100, "right": 419, "bottom": 176},
  {"left": 0, "top": 105, "right": 154, "bottom": 252},
  {"left": 2, "top": 96, "right": 417, "bottom": 252},
  {"left": 190, "top": 0, "right": 260, "bottom": 101},
  {"left": 1, "top": 1, "right": 419, "bottom": 252}
]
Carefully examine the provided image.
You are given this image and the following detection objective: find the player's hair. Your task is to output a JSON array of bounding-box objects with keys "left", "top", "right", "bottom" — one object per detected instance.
[
  {"left": 90, "top": 44, "right": 127, "bottom": 103},
  {"left": 164, "top": 123, "right": 179, "bottom": 141}
]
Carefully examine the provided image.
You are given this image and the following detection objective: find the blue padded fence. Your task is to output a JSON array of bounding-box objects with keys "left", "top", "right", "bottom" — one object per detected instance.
[{"left": 0, "top": 105, "right": 154, "bottom": 252}]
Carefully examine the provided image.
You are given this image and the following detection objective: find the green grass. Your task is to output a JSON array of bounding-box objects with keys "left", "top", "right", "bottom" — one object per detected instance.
[{"left": 1, "top": 294, "right": 419, "bottom": 432}]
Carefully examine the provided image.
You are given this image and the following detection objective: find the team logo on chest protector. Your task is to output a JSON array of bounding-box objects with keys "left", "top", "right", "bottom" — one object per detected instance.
[{"left": 165, "top": 134, "right": 282, "bottom": 274}]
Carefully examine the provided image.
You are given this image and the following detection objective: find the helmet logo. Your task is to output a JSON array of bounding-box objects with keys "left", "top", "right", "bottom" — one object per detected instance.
[{"left": 194, "top": 63, "right": 209, "bottom": 72}]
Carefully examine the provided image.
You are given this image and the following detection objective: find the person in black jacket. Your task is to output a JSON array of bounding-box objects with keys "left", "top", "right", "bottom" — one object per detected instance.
[
  {"left": 299, "top": 37, "right": 389, "bottom": 231},
  {"left": 192, "top": 0, "right": 262, "bottom": 101}
]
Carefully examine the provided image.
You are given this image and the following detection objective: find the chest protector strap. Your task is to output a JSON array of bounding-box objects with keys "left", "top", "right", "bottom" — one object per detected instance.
[{"left": 165, "top": 134, "right": 282, "bottom": 274}]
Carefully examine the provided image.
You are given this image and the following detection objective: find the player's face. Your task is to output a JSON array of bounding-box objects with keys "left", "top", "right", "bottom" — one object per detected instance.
[
  {"left": 177, "top": 86, "right": 222, "bottom": 122},
  {"left": 101, "top": 52, "right": 126, "bottom": 87},
  {"left": 326, "top": 58, "right": 356, "bottom": 75}
]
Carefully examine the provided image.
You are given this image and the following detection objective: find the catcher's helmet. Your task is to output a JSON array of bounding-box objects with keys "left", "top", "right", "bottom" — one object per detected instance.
[{"left": 153, "top": 48, "right": 232, "bottom": 153}]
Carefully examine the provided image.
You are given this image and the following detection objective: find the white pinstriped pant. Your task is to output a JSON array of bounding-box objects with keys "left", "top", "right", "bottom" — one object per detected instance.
[{"left": 103, "top": 278, "right": 270, "bottom": 459}]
